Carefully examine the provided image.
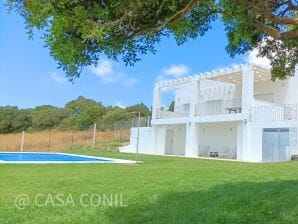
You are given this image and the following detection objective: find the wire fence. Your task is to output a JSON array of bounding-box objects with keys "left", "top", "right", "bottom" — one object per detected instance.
[{"left": 0, "top": 117, "right": 151, "bottom": 152}]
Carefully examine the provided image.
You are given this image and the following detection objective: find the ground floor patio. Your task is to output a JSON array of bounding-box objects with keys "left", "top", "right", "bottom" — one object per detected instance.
[
  {"left": 151, "top": 121, "right": 238, "bottom": 159},
  {"left": 122, "top": 119, "right": 298, "bottom": 163}
]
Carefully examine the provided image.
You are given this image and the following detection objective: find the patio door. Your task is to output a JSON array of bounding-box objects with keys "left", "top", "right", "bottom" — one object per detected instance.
[
  {"left": 165, "top": 129, "right": 174, "bottom": 154},
  {"left": 262, "top": 128, "right": 289, "bottom": 162}
]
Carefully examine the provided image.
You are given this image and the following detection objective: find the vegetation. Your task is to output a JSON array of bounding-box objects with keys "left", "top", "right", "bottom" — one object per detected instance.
[
  {"left": 1, "top": 145, "right": 298, "bottom": 223},
  {"left": 6, "top": 0, "right": 298, "bottom": 80},
  {"left": 0, "top": 130, "right": 128, "bottom": 151},
  {"left": 168, "top": 101, "right": 175, "bottom": 112},
  {"left": 0, "top": 96, "right": 150, "bottom": 133}
]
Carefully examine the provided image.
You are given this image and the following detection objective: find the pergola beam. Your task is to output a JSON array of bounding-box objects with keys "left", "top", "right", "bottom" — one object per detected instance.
[{"left": 155, "top": 63, "right": 271, "bottom": 89}]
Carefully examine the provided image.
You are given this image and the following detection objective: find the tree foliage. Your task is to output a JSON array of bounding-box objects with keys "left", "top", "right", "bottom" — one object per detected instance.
[
  {"left": 102, "top": 108, "right": 130, "bottom": 124},
  {"left": 6, "top": 0, "right": 298, "bottom": 80},
  {"left": 29, "top": 105, "right": 67, "bottom": 130},
  {"left": 168, "top": 101, "right": 175, "bottom": 112},
  {"left": 125, "top": 103, "right": 151, "bottom": 116},
  {"left": 0, "top": 106, "right": 31, "bottom": 133},
  {"left": 0, "top": 96, "right": 151, "bottom": 133},
  {"left": 221, "top": 0, "right": 298, "bottom": 80},
  {"left": 61, "top": 96, "right": 105, "bottom": 129}
]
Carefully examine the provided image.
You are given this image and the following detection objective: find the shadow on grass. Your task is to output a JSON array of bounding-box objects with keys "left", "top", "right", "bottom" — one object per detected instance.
[{"left": 107, "top": 180, "right": 298, "bottom": 224}]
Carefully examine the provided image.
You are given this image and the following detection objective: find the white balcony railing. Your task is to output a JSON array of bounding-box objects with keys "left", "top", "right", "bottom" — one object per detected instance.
[
  {"left": 249, "top": 104, "right": 298, "bottom": 122},
  {"left": 156, "top": 104, "right": 189, "bottom": 119},
  {"left": 195, "top": 99, "right": 242, "bottom": 116}
]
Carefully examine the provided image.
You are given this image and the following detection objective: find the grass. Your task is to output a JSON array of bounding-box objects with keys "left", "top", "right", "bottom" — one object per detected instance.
[{"left": 1, "top": 142, "right": 298, "bottom": 223}]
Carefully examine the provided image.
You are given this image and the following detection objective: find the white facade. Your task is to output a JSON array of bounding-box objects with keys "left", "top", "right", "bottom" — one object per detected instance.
[{"left": 121, "top": 64, "right": 298, "bottom": 162}]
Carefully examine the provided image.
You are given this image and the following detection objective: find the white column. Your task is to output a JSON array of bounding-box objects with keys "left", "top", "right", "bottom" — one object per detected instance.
[
  {"left": 236, "top": 121, "right": 253, "bottom": 162},
  {"left": 236, "top": 122, "right": 243, "bottom": 161},
  {"left": 185, "top": 122, "right": 198, "bottom": 157},
  {"left": 241, "top": 64, "right": 254, "bottom": 113},
  {"left": 189, "top": 79, "right": 200, "bottom": 116},
  {"left": 184, "top": 79, "right": 200, "bottom": 157},
  {"left": 152, "top": 86, "right": 162, "bottom": 119},
  {"left": 240, "top": 65, "right": 254, "bottom": 161}
]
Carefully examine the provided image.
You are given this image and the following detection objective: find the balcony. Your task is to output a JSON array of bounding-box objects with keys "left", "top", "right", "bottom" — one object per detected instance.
[
  {"left": 195, "top": 99, "right": 242, "bottom": 116},
  {"left": 156, "top": 104, "right": 189, "bottom": 119},
  {"left": 250, "top": 104, "right": 298, "bottom": 122}
]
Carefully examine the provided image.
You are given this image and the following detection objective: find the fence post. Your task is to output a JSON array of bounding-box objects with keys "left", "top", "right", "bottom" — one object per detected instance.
[
  {"left": 92, "top": 124, "right": 97, "bottom": 148},
  {"left": 118, "top": 121, "right": 123, "bottom": 142},
  {"left": 20, "top": 130, "right": 25, "bottom": 152},
  {"left": 47, "top": 130, "right": 52, "bottom": 151},
  {"left": 71, "top": 131, "right": 74, "bottom": 150},
  {"left": 113, "top": 123, "right": 116, "bottom": 140},
  {"left": 147, "top": 116, "right": 150, "bottom": 127}
]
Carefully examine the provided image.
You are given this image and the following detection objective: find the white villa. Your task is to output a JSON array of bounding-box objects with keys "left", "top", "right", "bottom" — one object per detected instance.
[{"left": 121, "top": 63, "right": 298, "bottom": 162}]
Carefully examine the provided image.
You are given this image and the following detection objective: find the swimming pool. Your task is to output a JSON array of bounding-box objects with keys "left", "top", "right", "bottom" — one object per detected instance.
[{"left": 0, "top": 152, "right": 135, "bottom": 164}]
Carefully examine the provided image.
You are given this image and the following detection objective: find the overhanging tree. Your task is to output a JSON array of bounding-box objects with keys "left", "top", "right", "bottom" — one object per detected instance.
[{"left": 6, "top": 0, "right": 298, "bottom": 80}]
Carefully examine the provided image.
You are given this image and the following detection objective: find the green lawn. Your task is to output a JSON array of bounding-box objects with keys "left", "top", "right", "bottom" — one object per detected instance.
[{"left": 1, "top": 143, "right": 298, "bottom": 223}]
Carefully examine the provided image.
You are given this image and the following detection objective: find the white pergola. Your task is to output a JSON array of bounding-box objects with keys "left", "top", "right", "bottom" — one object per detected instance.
[
  {"left": 155, "top": 63, "right": 271, "bottom": 89},
  {"left": 152, "top": 63, "right": 272, "bottom": 119}
]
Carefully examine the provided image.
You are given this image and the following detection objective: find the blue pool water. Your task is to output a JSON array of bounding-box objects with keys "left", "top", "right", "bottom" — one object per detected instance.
[{"left": 0, "top": 152, "right": 111, "bottom": 163}]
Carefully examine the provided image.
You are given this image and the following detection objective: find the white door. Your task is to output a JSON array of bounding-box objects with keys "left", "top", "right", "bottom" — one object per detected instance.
[
  {"left": 279, "top": 129, "right": 290, "bottom": 161},
  {"left": 165, "top": 129, "right": 174, "bottom": 155}
]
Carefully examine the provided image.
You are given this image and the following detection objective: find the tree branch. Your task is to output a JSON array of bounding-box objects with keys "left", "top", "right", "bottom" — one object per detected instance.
[
  {"left": 251, "top": 19, "right": 298, "bottom": 40},
  {"left": 156, "top": 0, "right": 168, "bottom": 16},
  {"left": 131, "top": 0, "right": 200, "bottom": 37},
  {"left": 252, "top": 2, "right": 298, "bottom": 25}
]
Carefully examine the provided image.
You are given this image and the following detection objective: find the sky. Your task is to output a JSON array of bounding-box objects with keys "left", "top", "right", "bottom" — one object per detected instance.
[{"left": 0, "top": 3, "right": 255, "bottom": 109}]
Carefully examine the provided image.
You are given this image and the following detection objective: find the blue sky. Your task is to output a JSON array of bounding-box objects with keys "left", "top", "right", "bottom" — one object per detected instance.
[{"left": 0, "top": 4, "right": 248, "bottom": 109}]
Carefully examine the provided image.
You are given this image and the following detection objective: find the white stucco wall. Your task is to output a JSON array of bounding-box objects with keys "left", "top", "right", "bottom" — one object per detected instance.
[
  {"left": 253, "top": 72, "right": 298, "bottom": 106},
  {"left": 152, "top": 126, "right": 166, "bottom": 155},
  {"left": 124, "top": 127, "right": 153, "bottom": 154},
  {"left": 280, "top": 73, "right": 298, "bottom": 104},
  {"left": 175, "top": 88, "right": 191, "bottom": 106},
  {"left": 156, "top": 124, "right": 187, "bottom": 156}
]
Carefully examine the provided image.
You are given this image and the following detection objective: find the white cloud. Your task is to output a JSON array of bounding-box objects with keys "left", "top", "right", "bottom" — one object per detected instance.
[
  {"left": 163, "top": 64, "right": 190, "bottom": 78},
  {"left": 90, "top": 59, "right": 138, "bottom": 86},
  {"left": 246, "top": 49, "right": 271, "bottom": 68},
  {"left": 91, "top": 60, "right": 118, "bottom": 83},
  {"left": 51, "top": 72, "right": 67, "bottom": 84},
  {"left": 157, "top": 64, "right": 191, "bottom": 81},
  {"left": 123, "top": 77, "right": 139, "bottom": 86},
  {"left": 116, "top": 101, "right": 126, "bottom": 109}
]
